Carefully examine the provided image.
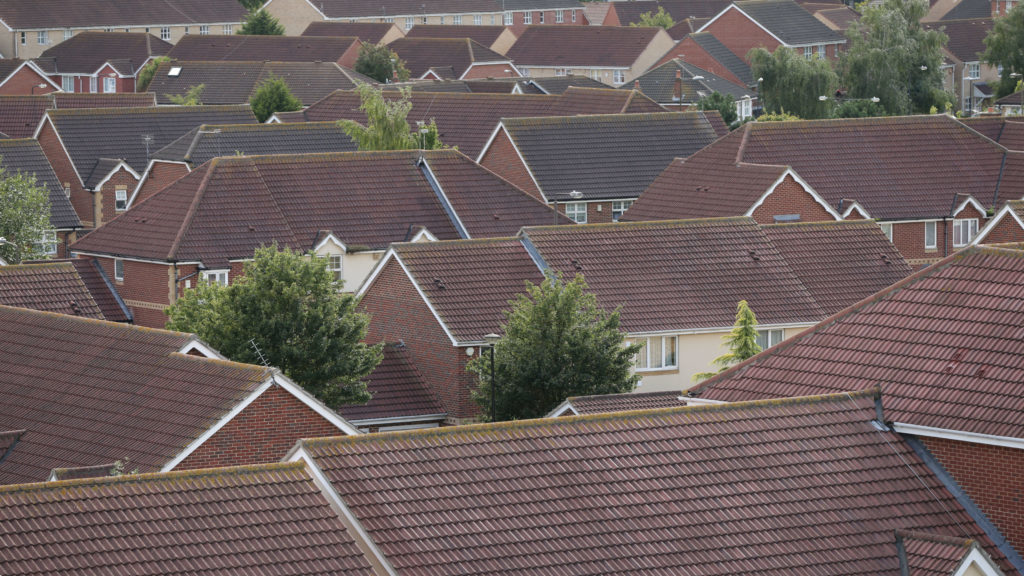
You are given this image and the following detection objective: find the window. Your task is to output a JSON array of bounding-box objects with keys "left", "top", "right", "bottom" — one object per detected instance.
[
  {"left": 817, "top": 44, "right": 825, "bottom": 59},
  {"left": 89, "top": 77, "right": 97, "bottom": 93},
  {"left": 383, "top": 17, "right": 393, "bottom": 23},
  {"left": 63, "top": 184, "right": 70, "bottom": 198},
  {"left": 104, "top": 28, "right": 113, "bottom": 32},
  {"left": 635, "top": 336, "right": 677, "bottom": 370},
  {"left": 405, "top": 17, "right": 414, "bottom": 30},
  {"left": 804, "top": 46, "right": 813, "bottom": 60},
  {"left": 756, "top": 329, "right": 783, "bottom": 351},
  {"left": 439, "top": 16, "right": 446, "bottom": 24},
  {"left": 123, "top": 28, "right": 130, "bottom": 33},
  {"left": 612, "top": 200, "right": 633, "bottom": 222},
  {"left": 327, "top": 254, "right": 343, "bottom": 283},
  {"left": 555, "top": 68, "right": 567, "bottom": 77},
  {"left": 184, "top": 26, "right": 190, "bottom": 34},
  {"left": 965, "top": 62, "right": 980, "bottom": 79},
  {"left": 202, "top": 270, "right": 229, "bottom": 286},
  {"left": 223, "top": 24, "right": 233, "bottom": 34},
  {"left": 504, "top": 11, "right": 513, "bottom": 25},
  {"left": 924, "top": 221, "right": 936, "bottom": 250},
  {"left": 114, "top": 259, "right": 124, "bottom": 281},
  {"left": 565, "top": 201, "right": 587, "bottom": 223},
  {"left": 953, "top": 218, "right": 978, "bottom": 247},
  {"left": 61, "top": 76, "right": 74, "bottom": 93},
  {"left": 879, "top": 222, "right": 893, "bottom": 242},
  {"left": 103, "top": 77, "right": 116, "bottom": 93},
  {"left": 37, "top": 30, "right": 49, "bottom": 45},
  {"left": 421, "top": 16, "right": 428, "bottom": 24},
  {"left": 520, "top": 67, "right": 530, "bottom": 77},
  {"left": 64, "top": 29, "right": 73, "bottom": 41},
  {"left": 161, "top": 27, "right": 171, "bottom": 40},
  {"left": 572, "top": 9, "right": 576, "bottom": 22},
  {"left": 115, "top": 188, "right": 128, "bottom": 211},
  {"left": 199, "top": 25, "right": 209, "bottom": 35},
  {"left": 736, "top": 97, "right": 752, "bottom": 119},
  {"left": 613, "top": 69, "right": 625, "bottom": 84},
  {"left": 37, "top": 230, "right": 57, "bottom": 256},
  {"left": 592, "top": 69, "right": 602, "bottom": 81},
  {"left": 556, "top": 9, "right": 564, "bottom": 23},
  {"left": 474, "top": 14, "right": 482, "bottom": 25},
  {"left": 20, "top": 32, "right": 26, "bottom": 45},
  {"left": 539, "top": 11, "right": 544, "bottom": 23},
  {"left": 453, "top": 15, "right": 462, "bottom": 24},
  {"left": 524, "top": 11, "right": 532, "bottom": 24}
]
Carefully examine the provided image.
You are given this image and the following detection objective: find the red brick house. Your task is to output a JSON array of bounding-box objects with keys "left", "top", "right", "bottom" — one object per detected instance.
[
  {"left": 691, "top": 244, "right": 1024, "bottom": 561},
  {"left": 358, "top": 218, "right": 909, "bottom": 422},
  {"left": 33, "top": 104, "right": 256, "bottom": 229},
  {"left": 697, "top": 0, "right": 846, "bottom": 62},
  {"left": 651, "top": 31, "right": 754, "bottom": 88},
  {"left": 625, "top": 115, "right": 1024, "bottom": 266},
  {"left": 972, "top": 199, "right": 1024, "bottom": 245},
  {"left": 166, "top": 34, "right": 364, "bottom": 68},
  {"left": 0, "top": 59, "right": 59, "bottom": 95},
  {"left": 477, "top": 111, "right": 727, "bottom": 223},
  {"left": 628, "top": 59, "right": 756, "bottom": 117},
  {"left": 388, "top": 37, "right": 521, "bottom": 80},
  {"left": 0, "top": 304, "right": 358, "bottom": 485},
  {"left": 33, "top": 31, "right": 172, "bottom": 94},
  {"left": 69, "top": 149, "right": 568, "bottom": 328}
]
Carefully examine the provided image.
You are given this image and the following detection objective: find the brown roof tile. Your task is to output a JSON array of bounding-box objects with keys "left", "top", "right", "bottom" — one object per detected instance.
[
  {"left": 152, "top": 121, "right": 358, "bottom": 166},
  {"left": 34, "top": 32, "right": 171, "bottom": 76},
  {"left": 0, "top": 261, "right": 106, "bottom": 319},
  {"left": 0, "top": 304, "right": 273, "bottom": 484},
  {"left": 167, "top": 34, "right": 361, "bottom": 64},
  {"left": 507, "top": 25, "right": 664, "bottom": 67},
  {"left": 0, "top": 95, "right": 52, "bottom": 139},
  {"left": 338, "top": 343, "right": 445, "bottom": 422},
  {"left": 959, "top": 115, "right": 1024, "bottom": 151},
  {"left": 611, "top": 0, "right": 733, "bottom": 23},
  {"left": 406, "top": 24, "right": 510, "bottom": 47},
  {"left": 730, "top": 0, "right": 845, "bottom": 45},
  {"left": 897, "top": 530, "right": 981, "bottom": 576},
  {"left": 301, "top": 389, "right": 1009, "bottom": 575},
  {"left": 302, "top": 21, "right": 400, "bottom": 43},
  {"left": 389, "top": 37, "right": 511, "bottom": 79},
  {"left": 0, "top": 462, "right": 375, "bottom": 575},
  {"left": 557, "top": 390, "right": 685, "bottom": 415},
  {"left": 923, "top": 18, "right": 992, "bottom": 63},
  {"left": 695, "top": 244, "right": 1024, "bottom": 439},
  {"left": 67, "top": 258, "right": 132, "bottom": 322},
  {"left": 0, "top": 0, "right": 246, "bottom": 30},
  {"left": 51, "top": 92, "right": 158, "bottom": 109}
]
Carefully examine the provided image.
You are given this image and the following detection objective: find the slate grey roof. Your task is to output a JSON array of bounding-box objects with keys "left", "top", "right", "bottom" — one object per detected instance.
[
  {"left": 629, "top": 59, "right": 751, "bottom": 104},
  {"left": 499, "top": 111, "right": 724, "bottom": 201},
  {"left": 730, "top": 0, "right": 845, "bottom": 46},
  {"left": 941, "top": 0, "right": 992, "bottom": 20},
  {"left": 689, "top": 32, "right": 754, "bottom": 85},
  {"left": 152, "top": 122, "right": 357, "bottom": 166},
  {"left": 34, "top": 32, "right": 172, "bottom": 76},
  {"left": 0, "top": 0, "right": 246, "bottom": 30},
  {"left": 45, "top": 105, "right": 257, "bottom": 189},
  {"left": 0, "top": 139, "right": 79, "bottom": 230}
]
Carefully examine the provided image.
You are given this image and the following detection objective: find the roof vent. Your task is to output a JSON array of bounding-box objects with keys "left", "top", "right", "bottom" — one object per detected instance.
[
  {"left": 168, "top": 66, "right": 181, "bottom": 77},
  {"left": 880, "top": 253, "right": 890, "bottom": 264},
  {"left": 748, "top": 249, "right": 760, "bottom": 261},
  {"left": 571, "top": 258, "right": 583, "bottom": 271},
  {"left": 433, "top": 277, "right": 446, "bottom": 289}
]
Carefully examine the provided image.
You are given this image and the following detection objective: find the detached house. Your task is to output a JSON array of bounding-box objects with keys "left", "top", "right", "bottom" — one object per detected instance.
[
  {"left": 34, "top": 104, "right": 257, "bottom": 229},
  {"left": 697, "top": 0, "right": 846, "bottom": 62},
  {"left": 69, "top": 149, "right": 569, "bottom": 327},
  {"left": 477, "top": 111, "right": 727, "bottom": 223},
  {"left": 0, "top": 59, "right": 59, "bottom": 95},
  {"left": 388, "top": 37, "right": 521, "bottom": 80},
  {"left": 358, "top": 217, "right": 910, "bottom": 421},
  {"left": 33, "top": 32, "right": 172, "bottom": 94},
  {"left": 652, "top": 31, "right": 755, "bottom": 88},
  {"left": 166, "top": 34, "right": 364, "bottom": 68}
]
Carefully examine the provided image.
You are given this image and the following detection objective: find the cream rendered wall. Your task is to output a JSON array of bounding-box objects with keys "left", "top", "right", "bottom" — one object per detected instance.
[
  {"left": 264, "top": 0, "right": 326, "bottom": 36},
  {"left": 343, "top": 252, "right": 384, "bottom": 292}
]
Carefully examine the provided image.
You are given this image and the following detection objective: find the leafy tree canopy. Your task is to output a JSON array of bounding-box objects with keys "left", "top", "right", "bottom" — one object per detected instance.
[
  {"left": 338, "top": 83, "right": 444, "bottom": 150},
  {"left": 165, "top": 245, "right": 383, "bottom": 407},
  {"left": 249, "top": 74, "right": 302, "bottom": 122},
  {"left": 697, "top": 91, "right": 738, "bottom": 125},
  {"left": 630, "top": 7, "right": 675, "bottom": 29},
  {"left": 467, "top": 273, "right": 641, "bottom": 422},
  {"left": 839, "top": 0, "right": 950, "bottom": 114},
  {"left": 239, "top": 9, "right": 285, "bottom": 35},
  {"left": 693, "top": 300, "right": 762, "bottom": 382},
  {"left": 750, "top": 46, "right": 838, "bottom": 119},
  {"left": 237, "top": 0, "right": 263, "bottom": 10},
  {"left": 0, "top": 166, "right": 51, "bottom": 264},
  {"left": 983, "top": 2, "right": 1024, "bottom": 98},
  {"left": 832, "top": 97, "right": 887, "bottom": 118},
  {"left": 166, "top": 84, "right": 204, "bottom": 105},
  {"left": 756, "top": 110, "right": 802, "bottom": 121},
  {"left": 136, "top": 56, "right": 169, "bottom": 92},
  {"left": 354, "top": 42, "right": 410, "bottom": 83}
]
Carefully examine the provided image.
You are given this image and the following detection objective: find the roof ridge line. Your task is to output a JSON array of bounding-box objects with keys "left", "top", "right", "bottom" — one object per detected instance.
[
  {"left": 0, "top": 303, "right": 190, "bottom": 336},
  {"left": 167, "top": 158, "right": 220, "bottom": 261}
]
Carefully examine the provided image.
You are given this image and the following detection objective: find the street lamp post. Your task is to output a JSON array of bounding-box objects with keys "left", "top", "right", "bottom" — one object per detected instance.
[{"left": 484, "top": 333, "right": 501, "bottom": 421}]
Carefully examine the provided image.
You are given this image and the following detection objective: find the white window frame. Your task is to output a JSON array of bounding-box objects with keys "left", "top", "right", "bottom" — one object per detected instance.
[
  {"left": 953, "top": 218, "right": 978, "bottom": 247},
  {"left": 114, "top": 259, "right": 124, "bottom": 281},
  {"left": 20, "top": 32, "right": 26, "bottom": 45},
  {"left": 223, "top": 24, "right": 233, "bottom": 34},
  {"left": 405, "top": 17, "right": 414, "bottom": 30},
  {"left": 613, "top": 69, "right": 625, "bottom": 84},
  {"left": 924, "top": 220, "right": 937, "bottom": 250},
  {"left": 524, "top": 11, "right": 532, "bottom": 24},
  {"left": 612, "top": 200, "right": 633, "bottom": 222},
  {"left": 202, "top": 270, "right": 229, "bottom": 286},
  {"left": 520, "top": 67, "right": 530, "bottom": 77},
  {"left": 37, "top": 230, "right": 57, "bottom": 256},
  {"left": 103, "top": 77, "right": 116, "bottom": 93},
  {"left": 440, "top": 15, "right": 446, "bottom": 24},
  {"left": 817, "top": 44, "right": 825, "bottom": 59},
  {"left": 565, "top": 201, "right": 587, "bottom": 223},
  {"left": 572, "top": 9, "right": 576, "bottom": 22},
  {"left": 879, "top": 222, "right": 893, "bottom": 242},
  {"left": 736, "top": 98, "right": 752, "bottom": 120},
  {"left": 756, "top": 329, "right": 783, "bottom": 351},
  {"left": 804, "top": 46, "right": 813, "bottom": 60},
  {"left": 453, "top": 15, "right": 462, "bottom": 24},
  {"left": 420, "top": 16, "right": 428, "bottom": 24},
  {"left": 556, "top": 9, "right": 564, "bottom": 23},
  {"left": 965, "top": 62, "right": 980, "bottom": 79},
  {"left": 64, "top": 29, "right": 73, "bottom": 41},
  {"left": 61, "top": 76, "right": 74, "bottom": 93},
  {"left": 327, "top": 254, "right": 343, "bottom": 284},
  {"left": 504, "top": 11, "right": 513, "bottom": 25},
  {"left": 555, "top": 68, "right": 567, "bottom": 77},
  {"left": 37, "top": 30, "right": 49, "bottom": 45},
  {"left": 592, "top": 69, "right": 602, "bottom": 81},
  {"left": 89, "top": 77, "right": 97, "bottom": 93},
  {"left": 160, "top": 27, "right": 171, "bottom": 41},
  {"left": 539, "top": 11, "right": 544, "bottom": 23},
  {"left": 199, "top": 25, "right": 209, "bottom": 35},
  {"left": 184, "top": 26, "right": 190, "bottom": 34},
  {"left": 635, "top": 335, "right": 678, "bottom": 371},
  {"left": 115, "top": 188, "right": 128, "bottom": 211},
  {"left": 474, "top": 14, "right": 482, "bottom": 25}
]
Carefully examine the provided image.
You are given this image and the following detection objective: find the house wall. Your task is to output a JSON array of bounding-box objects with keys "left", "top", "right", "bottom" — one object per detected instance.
[
  {"left": 478, "top": 129, "right": 543, "bottom": 199},
  {"left": 37, "top": 119, "right": 92, "bottom": 227},
  {"left": 344, "top": 251, "right": 385, "bottom": 292},
  {"left": 921, "top": 435, "right": 1024, "bottom": 556},
  {"left": 463, "top": 63, "right": 518, "bottom": 79},
  {"left": 701, "top": 8, "right": 782, "bottom": 62},
  {"left": 980, "top": 215, "right": 1024, "bottom": 244},
  {"left": 51, "top": 63, "right": 137, "bottom": 94},
  {"left": 264, "top": 0, "right": 326, "bottom": 36},
  {"left": 90, "top": 255, "right": 175, "bottom": 328},
  {"left": 337, "top": 40, "right": 361, "bottom": 68},
  {"left": 655, "top": 36, "right": 747, "bottom": 86},
  {"left": 489, "top": 29, "right": 518, "bottom": 55},
  {"left": 506, "top": 9, "right": 588, "bottom": 36},
  {"left": 134, "top": 162, "right": 190, "bottom": 206},
  {"left": 749, "top": 174, "right": 836, "bottom": 224},
  {"left": 890, "top": 205, "right": 987, "bottom": 265},
  {"left": 361, "top": 258, "right": 481, "bottom": 423},
  {"left": 95, "top": 167, "right": 138, "bottom": 227},
  {"left": 176, "top": 384, "right": 345, "bottom": 470},
  {"left": 556, "top": 200, "right": 618, "bottom": 224},
  {"left": 0, "top": 65, "right": 57, "bottom": 95}
]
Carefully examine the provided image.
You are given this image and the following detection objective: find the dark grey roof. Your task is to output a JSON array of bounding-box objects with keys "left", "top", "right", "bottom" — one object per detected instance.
[
  {"left": 629, "top": 58, "right": 751, "bottom": 104},
  {"left": 152, "top": 122, "right": 358, "bottom": 166},
  {"left": 689, "top": 32, "right": 754, "bottom": 85},
  {"left": 46, "top": 105, "right": 257, "bottom": 189},
  {"left": 34, "top": 32, "right": 172, "bottom": 76},
  {"left": 730, "top": 0, "right": 845, "bottom": 45},
  {"left": 0, "top": 139, "right": 80, "bottom": 230},
  {"left": 941, "top": 0, "right": 991, "bottom": 20},
  {"left": 500, "top": 112, "right": 724, "bottom": 201}
]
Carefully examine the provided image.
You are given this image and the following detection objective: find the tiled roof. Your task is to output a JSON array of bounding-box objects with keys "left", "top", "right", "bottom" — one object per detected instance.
[
  {"left": 70, "top": 150, "right": 563, "bottom": 268},
  {"left": 0, "top": 96, "right": 53, "bottom": 139},
  {"left": 814, "top": 5, "right": 860, "bottom": 30},
  {"left": 0, "top": 304, "right": 273, "bottom": 484},
  {"left": 526, "top": 76, "right": 607, "bottom": 94},
  {"left": 0, "top": 138, "right": 79, "bottom": 230},
  {"left": 0, "top": 59, "right": 26, "bottom": 84},
  {"left": 551, "top": 85, "right": 669, "bottom": 114},
  {"left": 167, "top": 34, "right": 361, "bottom": 64},
  {"left": 729, "top": 0, "right": 845, "bottom": 45},
  {"left": 507, "top": 25, "right": 664, "bottom": 67},
  {"left": 695, "top": 245, "right": 1024, "bottom": 439},
  {"left": 923, "top": 18, "right": 992, "bottom": 63},
  {"left": 762, "top": 220, "right": 912, "bottom": 314},
  {"left": 307, "top": 0, "right": 581, "bottom": 19},
  {"left": 0, "top": 462, "right": 375, "bottom": 575},
  {"left": 959, "top": 115, "right": 1024, "bottom": 151},
  {"left": 406, "top": 24, "right": 509, "bottom": 47},
  {"left": 897, "top": 531, "right": 980, "bottom": 576},
  {"left": 499, "top": 111, "right": 724, "bottom": 201},
  {"left": 0, "top": 0, "right": 246, "bottom": 30},
  {"left": 153, "top": 122, "right": 357, "bottom": 166},
  {"left": 302, "top": 21, "right": 399, "bottom": 43},
  {"left": 389, "top": 37, "right": 511, "bottom": 79},
  {"left": 338, "top": 343, "right": 445, "bottom": 422},
  {"left": 560, "top": 390, "right": 685, "bottom": 415},
  {"left": 147, "top": 60, "right": 369, "bottom": 105},
  {"left": 45, "top": 105, "right": 257, "bottom": 188},
  {"left": 301, "top": 389, "right": 1009, "bottom": 575},
  {"left": 0, "top": 431, "right": 25, "bottom": 464},
  {"left": 66, "top": 259, "right": 132, "bottom": 322},
  {"left": 0, "top": 261, "right": 107, "bottom": 319},
  {"left": 632, "top": 115, "right": 1014, "bottom": 220},
  {"left": 995, "top": 90, "right": 1024, "bottom": 107},
  {"left": 630, "top": 58, "right": 751, "bottom": 104},
  {"left": 940, "top": 0, "right": 991, "bottom": 20},
  {"left": 51, "top": 92, "right": 158, "bottom": 109},
  {"left": 34, "top": 32, "right": 171, "bottom": 76},
  {"left": 688, "top": 31, "right": 755, "bottom": 85}
]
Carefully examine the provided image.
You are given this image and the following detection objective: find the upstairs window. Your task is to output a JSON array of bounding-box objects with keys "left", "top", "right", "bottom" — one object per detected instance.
[
  {"left": 612, "top": 200, "right": 633, "bottom": 222},
  {"left": 565, "top": 201, "right": 587, "bottom": 223},
  {"left": 539, "top": 12, "right": 544, "bottom": 23},
  {"left": 965, "top": 62, "right": 980, "bottom": 79},
  {"left": 64, "top": 29, "right": 73, "bottom": 41},
  {"left": 61, "top": 76, "right": 74, "bottom": 93},
  {"left": 161, "top": 27, "right": 171, "bottom": 41},
  {"left": 405, "top": 17, "right": 414, "bottom": 30},
  {"left": 556, "top": 9, "right": 564, "bottom": 23},
  {"left": 89, "top": 77, "right": 97, "bottom": 93},
  {"left": 804, "top": 46, "right": 813, "bottom": 60},
  {"left": 37, "top": 31, "right": 49, "bottom": 45},
  {"left": 524, "top": 11, "right": 532, "bottom": 24},
  {"left": 114, "top": 259, "right": 124, "bottom": 281},
  {"left": 635, "top": 336, "right": 677, "bottom": 370},
  {"left": 199, "top": 25, "right": 209, "bottom": 35},
  {"left": 504, "top": 11, "right": 513, "bottom": 25},
  {"left": 223, "top": 24, "right": 233, "bottom": 34},
  {"left": 474, "top": 14, "right": 482, "bottom": 25},
  {"left": 327, "top": 255, "right": 343, "bottom": 284},
  {"left": 572, "top": 9, "right": 576, "bottom": 22},
  {"left": 924, "top": 221, "right": 937, "bottom": 250},
  {"left": 453, "top": 15, "right": 462, "bottom": 24},
  {"left": 103, "top": 76, "right": 116, "bottom": 93},
  {"left": 613, "top": 69, "right": 625, "bottom": 84},
  {"left": 37, "top": 230, "right": 57, "bottom": 255},
  {"left": 202, "top": 270, "right": 229, "bottom": 286},
  {"left": 879, "top": 222, "right": 893, "bottom": 242},
  {"left": 756, "top": 329, "right": 784, "bottom": 351},
  {"left": 115, "top": 188, "right": 128, "bottom": 211},
  {"left": 953, "top": 218, "right": 978, "bottom": 247},
  {"left": 817, "top": 44, "right": 825, "bottom": 59},
  {"left": 20, "top": 32, "right": 26, "bottom": 45}
]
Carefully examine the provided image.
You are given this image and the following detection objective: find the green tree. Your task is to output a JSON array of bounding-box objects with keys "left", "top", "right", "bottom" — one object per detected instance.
[
  {"left": 630, "top": 6, "right": 675, "bottom": 29},
  {"left": 833, "top": 97, "right": 887, "bottom": 118},
  {"left": 839, "top": 0, "right": 950, "bottom": 114},
  {"left": 136, "top": 56, "right": 169, "bottom": 92},
  {"left": 249, "top": 74, "right": 302, "bottom": 122},
  {"left": 697, "top": 91, "right": 738, "bottom": 125},
  {"left": 167, "top": 84, "right": 204, "bottom": 105},
  {"left": 165, "top": 245, "right": 382, "bottom": 407},
  {"left": 238, "top": 0, "right": 263, "bottom": 10},
  {"left": 338, "top": 83, "right": 444, "bottom": 150},
  {"left": 238, "top": 9, "right": 285, "bottom": 35},
  {"left": 693, "top": 300, "right": 762, "bottom": 382},
  {"left": 983, "top": 3, "right": 1024, "bottom": 98},
  {"left": 354, "top": 42, "right": 410, "bottom": 83},
  {"left": 0, "top": 167, "right": 51, "bottom": 264},
  {"left": 467, "top": 273, "right": 641, "bottom": 422},
  {"left": 750, "top": 46, "right": 838, "bottom": 119},
  {"left": 757, "top": 110, "right": 802, "bottom": 121}
]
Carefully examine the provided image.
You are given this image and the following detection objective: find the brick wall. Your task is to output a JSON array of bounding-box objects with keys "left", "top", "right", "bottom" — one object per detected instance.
[
  {"left": 749, "top": 174, "right": 836, "bottom": 224},
  {"left": 135, "top": 162, "right": 190, "bottom": 206},
  {"left": 892, "top": 205, "right": 988, "bottom": 264},
  {"left": 507, "top": 9, "right": 586, "bottom": 35},
  {"left": 38, "top": 120, "right": 91, "bottom": 227},
  {"left": 91, "top": 255, "right": 174, "bottom": 328},
  {"left": 558, "top": 200, "right": 616, "bottom": 224},
  {"left": 980, "top": 214, "right": 1024, "bottom": 244},
  {"left": 0, "top": 65, "right": 57, "bottom": 95},
  {"left": 478, "top": 129, "right": 543, "bottom": 200},
  {"left": 96, "top": 167, "right": 139, "bottom": 227},
  {"left": 176, "top": 384, "right": 344, "bottom": 470},
  {"left": 654, "top": 36, "right": 746, "bottom": 85},
  {"left": 361, "top": 258, "right": 480, "bottom": 422},
  {"left": 702, "top": 8, "right": 782, "bottom": 62},
  {"left": 921, "top": 436, "right": 1024, "bottom": 555}
]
